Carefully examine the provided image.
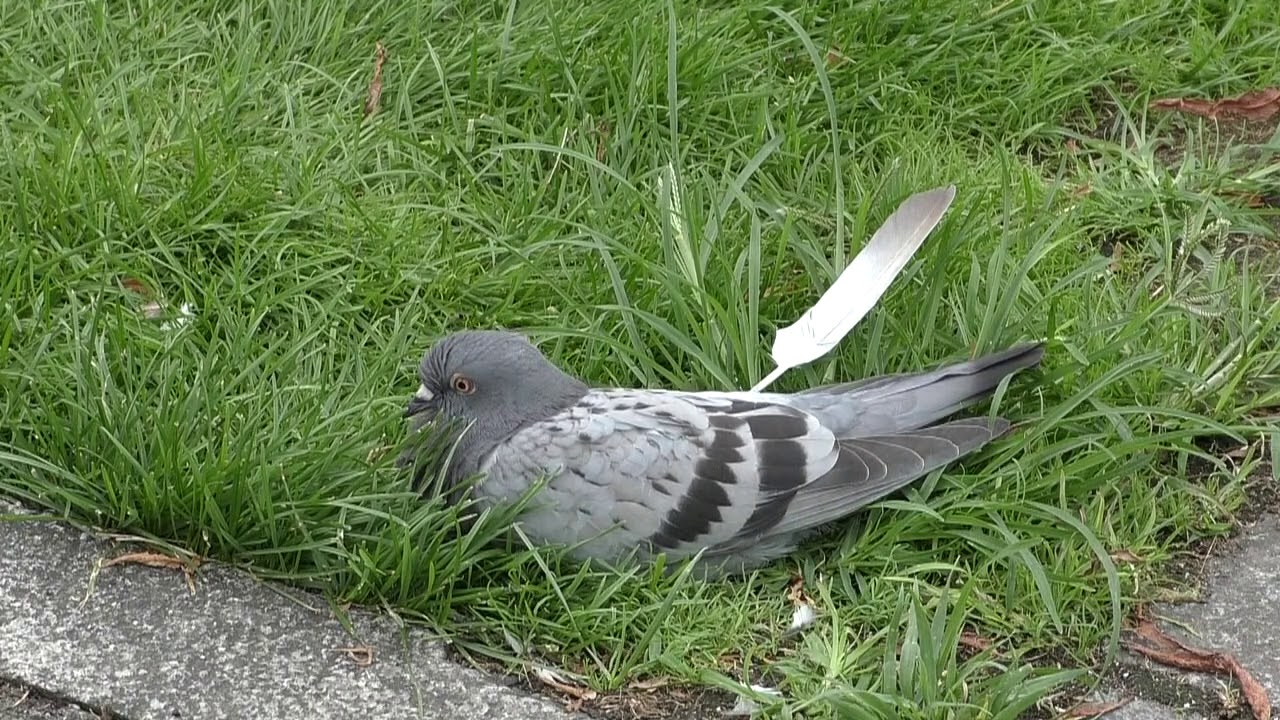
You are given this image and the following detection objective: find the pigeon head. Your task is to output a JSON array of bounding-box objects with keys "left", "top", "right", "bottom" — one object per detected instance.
[{"left": 400, "top": 330, "right": 589, "bottom": 486}]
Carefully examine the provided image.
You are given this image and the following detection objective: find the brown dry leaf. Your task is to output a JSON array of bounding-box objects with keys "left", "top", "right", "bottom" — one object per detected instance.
[
  {"left": 364, "top": 41, "right": 387, "bottom": 119},
  {"left": 783, "top": 575, "right": 817, "bottom": 637},
  {"left": 103, "top": 551, "right": 201, "bottom": 593},
  {"left": 120, "top": 277, "right": 165, "bottom": 318},
  {"left": 1064, "top": 138, "right": 1080, "bottom": 155},
  {"left": 533, "top": 666, "right": 599, "bottom": 704},
  {"left": 1151, "top": 88, "right": 1280, "bottom": 121},
  {"left": 1218, "top": 189, "right": 1268, "bottom": 209},
  {"left": 716, "top": 651, "right": 744, "bottom": 675},
  {"left": 1109, "top": 549, "right": 1144, "bottom": 565},
  {"left": 1124, "top": 618, "right": 1271, "bottom": 720},
  {"left": 103, "top": 550, "right": 190, "bottom": 570},
  {"left": 1059, "top": 697, "right": 1133, "bottom": 719},
  {"left": 1068, "top": 183, "right": 1093, "bottom": 200},
  {"left": 958, "top": 631, "right": 995, "bottom": 653},
  {"left": 121, "top": 277, "right": 150, "bottom": 296},
  {"left": 335, "top": 645, "right": 375, "bottom": 667},
  {"left": 595, "top": 119, "right": 610, "bottom": 163},
  {"left": 785, "top": 575, "right": 809, "bottom": 604},
  {"left": 825, "top": 46, "right": 848, "bottom": 67}
]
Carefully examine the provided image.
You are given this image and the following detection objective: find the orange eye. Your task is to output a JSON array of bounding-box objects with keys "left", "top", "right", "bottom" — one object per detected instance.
[{"left": 451, "top": 374, "right": 476, "bottom": 394}]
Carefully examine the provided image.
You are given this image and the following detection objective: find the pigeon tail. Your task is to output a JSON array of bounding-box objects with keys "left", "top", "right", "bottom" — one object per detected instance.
[{"left": 794, "top": 342, "right": 1045, "bottom": 437}]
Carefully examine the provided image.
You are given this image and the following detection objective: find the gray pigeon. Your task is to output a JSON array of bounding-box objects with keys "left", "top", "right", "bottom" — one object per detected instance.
[{"left": 400, "top": 330, "right": 1043, "bottom": 575}]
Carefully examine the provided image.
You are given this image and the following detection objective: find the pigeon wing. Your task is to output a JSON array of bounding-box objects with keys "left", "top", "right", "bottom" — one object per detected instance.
[
  {"left": 481, "top": 390, "right": 1008, "bottom": 567},
  {"left": 478, "top": 390, "right": 834, "bottom": 562}
]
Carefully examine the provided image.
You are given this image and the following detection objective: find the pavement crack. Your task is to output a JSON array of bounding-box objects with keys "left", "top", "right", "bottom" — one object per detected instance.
[{"left": 1, "top": 675, "right": 140, "bottom": 720}]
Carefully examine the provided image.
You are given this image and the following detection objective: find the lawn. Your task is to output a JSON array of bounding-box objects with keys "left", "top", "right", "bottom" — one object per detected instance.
[{"left": 2, "top": 0, "right": 1279, "bottom": 717}]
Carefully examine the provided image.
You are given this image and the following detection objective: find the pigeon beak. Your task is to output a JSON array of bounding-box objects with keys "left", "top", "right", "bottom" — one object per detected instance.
[{"left": 404, "top": 384, "right": 437, "bottom": 419}]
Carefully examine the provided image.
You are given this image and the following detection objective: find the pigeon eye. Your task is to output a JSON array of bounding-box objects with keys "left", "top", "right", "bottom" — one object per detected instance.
[{"left": 451, "top": 374, "right": 476, "bottom": 395}]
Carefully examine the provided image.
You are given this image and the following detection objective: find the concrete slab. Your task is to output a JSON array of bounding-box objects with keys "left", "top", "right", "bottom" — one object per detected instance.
[
  {"left": 0, "top": 501, "right": 577, "bottom": 720},
  {"left": 1155, "top": 515, "right": 1280, "bottom": 700},
  {"left": 1105, "top": 513, "right": 1280, "bottom": 718}
]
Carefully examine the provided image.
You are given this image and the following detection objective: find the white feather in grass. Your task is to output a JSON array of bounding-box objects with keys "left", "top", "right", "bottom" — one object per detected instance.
[{"left": 751, "top": 185, "right": 958, "bottom": 392}]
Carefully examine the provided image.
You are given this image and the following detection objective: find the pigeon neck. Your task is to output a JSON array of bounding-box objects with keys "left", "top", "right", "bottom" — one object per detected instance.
[{"left": 448, "top": 370, "right": 589, "bottom": 486}]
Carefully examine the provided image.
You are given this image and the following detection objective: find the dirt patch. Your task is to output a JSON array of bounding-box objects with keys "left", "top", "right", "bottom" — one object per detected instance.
[
  {"left": 1150, "top": 113, "right": 1278, "bottom": 169},
  {"left": 580, "top": 684, "right": 735, "bottom": 720},
  {"left": 447, "top": 645, "right": 738, "bottom": 720},
  {"left": 1151, "top": 110, "right": 1280, "bottom": 248},
  {"left": 1100, "top": 656, "right": 1230, "bottom": 718}
]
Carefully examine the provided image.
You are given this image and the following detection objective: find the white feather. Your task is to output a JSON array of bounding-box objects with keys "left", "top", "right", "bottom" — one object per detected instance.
[{"left": 751, "top": 185, "right": 957, "bottom": 392}]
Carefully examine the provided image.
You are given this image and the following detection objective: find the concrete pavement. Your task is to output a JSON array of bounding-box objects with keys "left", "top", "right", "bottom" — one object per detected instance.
[{"left": 0, "top": 500, "right": 576, "bottom": 720}]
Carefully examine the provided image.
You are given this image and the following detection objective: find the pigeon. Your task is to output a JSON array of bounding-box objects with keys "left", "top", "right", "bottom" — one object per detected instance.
[{"left": 400, "top": 330, "right": 1043, "bottom": 575}]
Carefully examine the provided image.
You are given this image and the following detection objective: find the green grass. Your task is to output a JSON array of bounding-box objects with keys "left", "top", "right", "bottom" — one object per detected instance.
[{"left": 3, "top": 0, "right": 1280, "bottom": 716}]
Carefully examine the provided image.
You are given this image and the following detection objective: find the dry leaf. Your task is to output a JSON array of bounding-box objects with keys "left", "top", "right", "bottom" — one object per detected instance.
[
  {"left": 1218, "top": 189, "right": 1268, "bottom": 209},
  {"left": 627, "top": 677, "right": 669, "bottom": 692},
  {"left": 533, "top": 666, "right": 598, "bottom": 704},
  {"left": 1124, "top": 617, "right": 1271, "bottom": 720},
  {"left": 595, "top": 120, "right": 610, "bottom": 163},
  {"left": 103, "top": 550, "right": 201, "bottom": 593},
  {"left": 716, "top": 651, "right": 744, "bottom": 675},
  {"left": 958, "top": 631, "right": 995, "bottom": 653},
  {"left": 1068, "top": 183, "right": 1093, "bottom": 200},
  {"left": 1059, "top": 697, "right": 1133, "bottom": 719},
  {"left": 120, "top": 277, "right": 171, "bottom": 321},
  {"left": 782, "top": 575, "right": 817, "bottom": 637},
  {"left": 1109, "top": 549, "right": 1144, "bottom": 565},
  {"left": 121, "top": 277, "right": 150, "bottom": 296},
  {"left": 334, "top": 645, "right": 375, "bottom": 667},
  {"left": 825, "top": 46, "right": 848, "bottom": 67},
  {"left": 103, "top": 551, "right": 190, "bottom": 570},
  {"left": 1151, "top": 88, "right": 1280, "bottom": 122},
  {"left": 364, "top": 42, "right": 387, "bottom": 118}
]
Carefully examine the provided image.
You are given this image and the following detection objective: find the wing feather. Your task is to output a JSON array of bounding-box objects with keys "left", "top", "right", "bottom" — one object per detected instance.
[{"left": 480, "top": 390, "right": 1012, "bottom": 568}]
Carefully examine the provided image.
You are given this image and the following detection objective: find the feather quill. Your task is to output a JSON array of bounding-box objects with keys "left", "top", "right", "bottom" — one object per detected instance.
[{"left": 752, "top": 185, "right": 957, "bottom": 392}]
